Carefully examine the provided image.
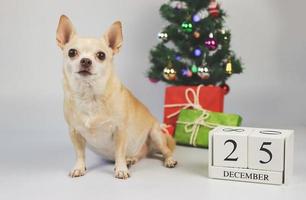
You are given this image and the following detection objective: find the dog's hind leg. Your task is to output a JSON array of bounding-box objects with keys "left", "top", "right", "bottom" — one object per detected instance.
[
  {"left": 149, "top": 123, "right": 177, "bottom": 168},
  {"left": 126, "top": 143, "right": 149, "bottom": 168}
]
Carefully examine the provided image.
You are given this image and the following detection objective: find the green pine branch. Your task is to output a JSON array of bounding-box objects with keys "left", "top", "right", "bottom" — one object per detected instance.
[{"left": 147, "top": 0, "right": 243, "bottom": 86}]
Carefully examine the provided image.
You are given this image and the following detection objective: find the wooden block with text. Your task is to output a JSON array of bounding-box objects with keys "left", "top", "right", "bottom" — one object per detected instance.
[
  {"left": 208, "top": 126, "right": 294, "bottom": 185},
  {"left": 213, "top": 127, "right": 248, "bottom": 168}
]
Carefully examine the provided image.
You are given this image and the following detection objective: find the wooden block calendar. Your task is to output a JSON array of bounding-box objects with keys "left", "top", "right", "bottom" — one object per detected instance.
[{"left": 208, "top": 126, "right": 294, "bottom": 185}]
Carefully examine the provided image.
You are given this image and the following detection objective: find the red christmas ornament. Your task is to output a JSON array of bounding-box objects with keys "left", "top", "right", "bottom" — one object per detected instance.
[
  {"left": 208, "top": 0, "right": 220, "bottom": 17},
  {"left": 149, "top": 77, "right": 160, "bottom": 83},
  {"left": 220, "top": 83, "right": 230, "bottom": 95}
]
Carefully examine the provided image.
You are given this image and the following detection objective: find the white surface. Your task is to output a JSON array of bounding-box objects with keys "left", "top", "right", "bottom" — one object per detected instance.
[
  {"left": 1, "top": 127, "right": 306, "bottom": 200},
  {"left": 213, "top": 128, "right": 248, "bottom": 168}
]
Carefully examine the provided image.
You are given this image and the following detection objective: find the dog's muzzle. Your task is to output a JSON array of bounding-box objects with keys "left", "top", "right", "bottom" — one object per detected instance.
[{"left": 78, "top": 58, "right": 92, "bottom": 76}]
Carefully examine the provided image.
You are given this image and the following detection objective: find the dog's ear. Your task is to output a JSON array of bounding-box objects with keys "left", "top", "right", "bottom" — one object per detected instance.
[
  {"left": 104, "top": 21, "right": 123, "bottom": 54},
  {"left": 56, "top": 15, "right": 76, "bottom": 49}
]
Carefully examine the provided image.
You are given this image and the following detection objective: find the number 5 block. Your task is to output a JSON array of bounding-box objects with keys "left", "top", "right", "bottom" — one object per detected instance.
[{"left": 248, "top": 129, "right": 286, "bottom": 171}]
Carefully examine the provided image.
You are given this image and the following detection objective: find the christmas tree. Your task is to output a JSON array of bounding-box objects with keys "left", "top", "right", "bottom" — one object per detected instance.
[{"left": 147, "top": 0, "right": 243, "bottom": 89}]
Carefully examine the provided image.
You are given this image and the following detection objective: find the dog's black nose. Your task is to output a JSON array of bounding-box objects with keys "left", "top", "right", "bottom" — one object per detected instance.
[{"left": 80, "top": 58, "right": 92, "bottom": 68}]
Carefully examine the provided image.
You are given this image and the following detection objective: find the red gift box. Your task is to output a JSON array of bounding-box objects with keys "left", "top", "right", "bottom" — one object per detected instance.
[{"left": 163, "top": 85, "right": 224, "bottom": 127}]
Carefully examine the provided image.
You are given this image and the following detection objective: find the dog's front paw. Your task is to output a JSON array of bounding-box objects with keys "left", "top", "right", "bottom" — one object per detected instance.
[
  {"left": 164, "top": 157, "right": 178, "bottom": 168},
  {"left": 126, "top": 157, "right": 137, "bottom": 168},
  {"left": 69, "top": 167, "right": 86, "bottom": 178},
  {"left": 114, "top": 166, "right": 130, "bottom": 179}
]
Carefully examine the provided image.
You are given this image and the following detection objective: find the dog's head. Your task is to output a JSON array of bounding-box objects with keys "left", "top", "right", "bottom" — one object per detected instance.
[{"left": 56, "top": 15, "right": 122, "bottom": 82}]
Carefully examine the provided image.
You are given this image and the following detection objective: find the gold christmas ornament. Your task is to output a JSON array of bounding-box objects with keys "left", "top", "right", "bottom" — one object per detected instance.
[
  {"left": 163, "top": 65, "right": 177, "bottom": 81},
  {"left": 226, "top": 60, "right": 233, "bottom": 75},
  {"left": 193, "top": 31, "right": 201, "bottom": 39}
]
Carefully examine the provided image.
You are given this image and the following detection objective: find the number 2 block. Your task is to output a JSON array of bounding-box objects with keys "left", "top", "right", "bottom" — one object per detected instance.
[
  {"left": 213, "top": 128, "right": 248, "bottom": 168},
  {"left": 248, "top": 129, "right": 285, "bottom": 171}
]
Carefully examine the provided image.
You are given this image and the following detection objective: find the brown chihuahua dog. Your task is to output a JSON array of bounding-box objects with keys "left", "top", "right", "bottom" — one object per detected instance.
[{"left": 56, "top": 15, "right": 177, "bottom": 179}]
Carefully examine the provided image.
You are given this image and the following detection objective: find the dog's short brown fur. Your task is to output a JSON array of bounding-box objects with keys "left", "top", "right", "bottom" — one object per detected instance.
[{"left": 56, "top": 15, "right": 177, "bottom": 179}]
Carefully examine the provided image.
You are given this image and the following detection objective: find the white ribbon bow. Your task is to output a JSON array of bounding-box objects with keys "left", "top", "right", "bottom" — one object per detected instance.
[
  {"left": 176, "top": 110, "right": 218, "bottom": 146},
  {"left": 164, "top": 85, "right": 204, "bottom": 119}
]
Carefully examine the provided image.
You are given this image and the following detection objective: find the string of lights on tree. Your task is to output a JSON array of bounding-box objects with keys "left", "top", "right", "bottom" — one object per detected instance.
[{"left": 147, "top": 0, "right": 243, "bottom": 94}]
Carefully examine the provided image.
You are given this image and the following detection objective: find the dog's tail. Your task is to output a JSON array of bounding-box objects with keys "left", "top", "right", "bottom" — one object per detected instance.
[{"left": 161, "top": 124, "right": 176, "bottom": 152}]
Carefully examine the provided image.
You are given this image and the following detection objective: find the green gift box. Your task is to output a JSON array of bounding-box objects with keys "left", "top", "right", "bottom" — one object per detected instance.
[{"left": 174, "top": 109, "right": 242, "bottom": 148}]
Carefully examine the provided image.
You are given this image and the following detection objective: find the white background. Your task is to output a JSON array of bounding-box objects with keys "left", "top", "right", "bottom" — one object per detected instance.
[{"left": 0, "top": 0, "right": 305, "bottom": 199}]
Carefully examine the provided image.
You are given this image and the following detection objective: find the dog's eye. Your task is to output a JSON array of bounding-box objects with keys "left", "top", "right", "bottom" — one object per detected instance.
[
  {"left": 68, "top": 49, "right": 78, "bottom": 58},
  {"left": 96, "top": 51, "right": 106, "bottom": 61}
]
